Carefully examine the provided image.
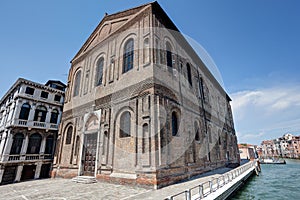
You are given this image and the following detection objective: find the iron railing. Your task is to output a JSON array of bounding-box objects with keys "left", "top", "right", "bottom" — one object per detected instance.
[{"left": 166, "top": 160, "right": 257, "bottom": 200}]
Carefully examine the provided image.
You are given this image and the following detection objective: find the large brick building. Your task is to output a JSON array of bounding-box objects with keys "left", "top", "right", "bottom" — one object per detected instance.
[{"left": 53, "top": 2, "right": 239, "bottom": 188}]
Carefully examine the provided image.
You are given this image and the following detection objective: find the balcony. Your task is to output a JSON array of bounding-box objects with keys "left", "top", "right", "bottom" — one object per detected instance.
[
  {"left": 8, "top": 119, "right": 59, "bottom": 131},
  {"left": 6, "top": 154, "right": 53, "bottom": 163}
]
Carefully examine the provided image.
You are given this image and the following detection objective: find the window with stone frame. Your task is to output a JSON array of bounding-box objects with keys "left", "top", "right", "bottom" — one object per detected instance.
[
  {"left": 40, "top": 91, "right": 49, "bottom": 99},
  {"left": 19, "top": 103, "right": 31, "bottom": 120},
  {"left": 123, "top": 39, "right": 134, "bottom": 73},
  {"left": 95, "top": 57, "right": 104, "bottom": 86},
  {"left": 187, "top": 63, "right": 193, "bottom": 87},
  {"left": 50, "top": 109, "right": 59, "bottom": 124},
  {"left": 171, "top": 111, "right": 179, "bottom": 136},
  {"left": 194, "top": 122, "right": 200, "bottom": 142},
  {"left": 34, "top": 105, "right": 47, "bottom": 122},
  {"left": 45, "top": 135, "right": 54, "bottom": 155},
  {"left": 25, "top": 87, "right": 34, "bottom": 95},
  {"left": 27, "top": 133, "right": 42, "bottom": 154},
  {"left": 166, "top": 41, "right": 173, "bottom": 68},
  {"left": 119, "top": 111, "right": 131, "bottom": 138},
  {"left": 54, "top": 94, "right": 61, "bottom": 102},
  {"left": 65, "top": 126, "right": 73, "bottom": 144},
  {"left": 73, "top": 70, "right": 81, "bottom": 97},
  {"left": 10, "top": 133, "right": 24, "bottom": 154}
]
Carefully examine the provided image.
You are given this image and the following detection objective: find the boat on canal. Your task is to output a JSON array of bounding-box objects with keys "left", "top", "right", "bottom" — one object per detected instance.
[{"left": 259, "top": 158, "right": 286, "bottom": 164}]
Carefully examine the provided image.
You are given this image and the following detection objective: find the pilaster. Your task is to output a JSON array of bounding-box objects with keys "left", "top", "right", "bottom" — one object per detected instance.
[{"left": 14, "top": 165, "right": 23, "bottom": 182}]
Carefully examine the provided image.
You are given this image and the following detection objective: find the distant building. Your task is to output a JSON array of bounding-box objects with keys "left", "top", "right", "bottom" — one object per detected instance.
[
  {"left": 0, "top": 78, "right": 65, "bottom": 184},
  {"left": 259, "top": 133, "right": 300, "bottom": 159},
  {"left": 52, "top": 2, "right": 240, "bottom": 189},
  {"left": 238, "top": 144, "right": 256, "bottom": 160}
]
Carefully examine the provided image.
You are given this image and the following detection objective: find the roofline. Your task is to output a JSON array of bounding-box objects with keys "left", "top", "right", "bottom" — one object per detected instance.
[
  {"left": 71, "top": 1, "right": 157, "bottom": 63},
  {"left": 0, "top": 78, "right": 65, "bottom": 105},
  {"left": 151, "top": 2, "right": 231, "bottom": 98}
]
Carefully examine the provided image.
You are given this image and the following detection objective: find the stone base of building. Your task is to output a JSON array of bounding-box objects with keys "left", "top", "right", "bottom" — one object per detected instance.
[{"left": 52, "top": 161, "right": 239, "bottom": 189}]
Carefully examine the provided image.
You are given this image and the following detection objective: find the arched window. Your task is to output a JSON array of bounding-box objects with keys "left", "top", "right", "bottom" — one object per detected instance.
[
  {"left": 34, "top": 105, "right": 47, "bottom": 122},
  {"left": 195, "top": 122, "right": 200, "bottom": 142},
  {"left": 45, "top": 135, "right": 54, "bottom": 155},
  {"left": 65, "top": 126, "right": 73, "bottom": 145},
  {"left": 73, "top": 70, "right": 81, "bottom": 97},
  {"left": 187, "top": 63, "right": 193, "bottom": 86},
  {"left": 10, "top": 133, "right": 24, "bottom": 154},
  {"left": 95, "top": 57, "right": 104, "bottom": 86},
  {"left": 171, "top": 112, "right": 179, "bottom": 136},
  {"left": 120, "top": 111, "right": 131, "bottom": 138},
  {"left": 166, "top": 41, "right": 173, "bottom": 68},
  {"left": 123, "top": 39, "right": 134, "bottom": 73},
  {"left": 50, "top": 109, "right": 59, "bottom": 124},
  {"left": 19, "top": 103, "right": 31, "bottom": 120},
  {"left": 27, "top": 133, "right": 42, "bottom": 154}
]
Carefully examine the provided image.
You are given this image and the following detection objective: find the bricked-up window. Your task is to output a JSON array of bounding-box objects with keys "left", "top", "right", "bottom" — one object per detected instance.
[
  {"left": 54, "top": 95, "right": 61, "bottom": 102},
  {"left": 65, "top": 126, "right": 73, "bottom": 144},
  {"left": 142, "top": 123, "right": 149, "bottom": 153},
  {"left": 120, "top": 111, "right": 131, "bottom": 138},
  {"left": 194, "top": 122, "right": 200, "bottom": 142},
  {"left": 50, "top": 109, "right": 59, "bottom": 124},
  {"left": 123, "top": 39, "right": 134, "bottom": 73},
  {"left": 95, "top": 57, "right": 104, "bottom": 86},
  {"left": 25, "top": 87, "right": 34, "bottom": 95},
  {"left": 187, "top": 63, "right": 193, "bottom": 87},
  {"left": 73, "top": 70, "right": 81, "bottom": 97},
  {"left": 143, "top": 38, "right": 150, "bottom": 64},
  {"left": 40, "top": 91, "right": 49, "bottom": 99},
  {"left": 27, "top": 133, "right": 42, "bottom": 154},
  {"left": 19, "top": 103, "right": 31, "bottom": 120},
  {"left": 171, "top": 112, "right": 179, "bottom": 136},
  {"left": 34, "top": 105, "right": 47, "bottom": 122},
  {"left": 166, "top": 41, "right": 173, "bottom": 68},
  {"left": 10, "top": 133, "right": 24, "bottom": 154}
]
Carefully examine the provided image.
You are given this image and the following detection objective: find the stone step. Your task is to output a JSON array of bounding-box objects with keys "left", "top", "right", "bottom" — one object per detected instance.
[{"left": 72, "top": 176, "right": 97, "bottom": 184}]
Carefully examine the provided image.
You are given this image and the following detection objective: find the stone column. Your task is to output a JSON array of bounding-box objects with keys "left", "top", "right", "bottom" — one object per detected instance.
[
  {"left": 39, "top": 136, "right": 47, "bottom": 155},
  {"left": 14, "top": 165, "right": 23, "bottom": 182},
  {"left": 20, "top": 134, "right": 29, "bottom": 155},
  {"left": 34, "top": 163, "right": 42, "bottom": 179},
  {"left": 0, "top": 167, "right": 5, "bottom": 184},
  {"left": 45, "top": 109, "right": 51, "bottom": 124},
  {"left": 12, "top": 100, "right": 22, "bottom": 121},
  {"left": 28, "top": 104, "right": 36, "bottom": 122},
  {"left": 1, "top": 130, "right": 13, "bottom": 162}
]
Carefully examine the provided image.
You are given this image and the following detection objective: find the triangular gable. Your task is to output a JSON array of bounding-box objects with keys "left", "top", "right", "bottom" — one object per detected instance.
[{"left": 71, "top": 2, "right": 154, "bottom": 63}]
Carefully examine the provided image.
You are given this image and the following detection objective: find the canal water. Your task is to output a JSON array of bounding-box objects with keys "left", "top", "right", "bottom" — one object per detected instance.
[{"left": 231, "top": 159, "right": 300, "bottom": 200}]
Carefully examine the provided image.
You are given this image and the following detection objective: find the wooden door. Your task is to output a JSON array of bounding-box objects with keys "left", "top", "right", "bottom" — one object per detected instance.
[{"left": 83, "top": 133, "right": 97, "bottom": 176}]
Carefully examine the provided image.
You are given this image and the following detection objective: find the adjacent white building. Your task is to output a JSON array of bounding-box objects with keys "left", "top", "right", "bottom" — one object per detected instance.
[{"left": 0, "top": 78, "right": 65, "bottom": 184}]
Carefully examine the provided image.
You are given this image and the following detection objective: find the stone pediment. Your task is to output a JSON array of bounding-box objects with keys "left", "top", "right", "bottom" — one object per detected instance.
[{"left": 71, "top": 2, "right": 152, "bottom": 63}]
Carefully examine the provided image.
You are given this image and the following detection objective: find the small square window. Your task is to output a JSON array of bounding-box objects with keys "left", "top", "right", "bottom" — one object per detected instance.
[
  {"left": 25, "top": 87, "right": 34, "bottom": 95},
  {"left": 54, "top": 95, "right": 61, "bottom": 102},
  {"left": 41, "top": 91, "right": 49, "bottom": 99}
]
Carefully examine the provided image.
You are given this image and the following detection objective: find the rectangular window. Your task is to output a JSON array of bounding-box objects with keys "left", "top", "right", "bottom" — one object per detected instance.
[
  {"left": 54, "top": 95, "right": 61, "bottom": 102},
  {"left": 25, "top": 87, "right": 34, "bottom": 95},
  {"left": 41, "top": 91, "right": 49, "bottom": 99}
]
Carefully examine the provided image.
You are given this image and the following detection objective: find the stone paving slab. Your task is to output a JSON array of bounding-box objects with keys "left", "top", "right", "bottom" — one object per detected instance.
[{"left": 0, "top": 167, "right": 234, "bottom": 200}]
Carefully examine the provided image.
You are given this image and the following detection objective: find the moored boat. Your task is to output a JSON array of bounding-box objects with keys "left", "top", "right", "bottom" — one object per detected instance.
[{"left": 260, "top": 158, "right": 286, "bottom": 164}]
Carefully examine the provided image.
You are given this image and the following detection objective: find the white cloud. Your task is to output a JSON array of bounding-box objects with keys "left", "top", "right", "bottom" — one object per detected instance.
[{"left": 230, "top": 85, "right": 300, "bottom": 144}]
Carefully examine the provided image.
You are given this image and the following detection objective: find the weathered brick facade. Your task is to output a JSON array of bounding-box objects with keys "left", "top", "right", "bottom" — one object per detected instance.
[{"left": 52, "top": 2, "right": 239, "bottom": 189}]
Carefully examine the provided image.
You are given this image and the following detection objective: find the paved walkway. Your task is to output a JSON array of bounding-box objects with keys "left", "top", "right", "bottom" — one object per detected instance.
[{"left": 0, "top": 166, "right": 237, "bottom": 200}]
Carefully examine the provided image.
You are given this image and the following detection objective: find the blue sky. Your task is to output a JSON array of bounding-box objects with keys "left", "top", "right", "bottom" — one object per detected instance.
[{"left": 1, "top": 0, "right": 300, "bottom": 145}]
